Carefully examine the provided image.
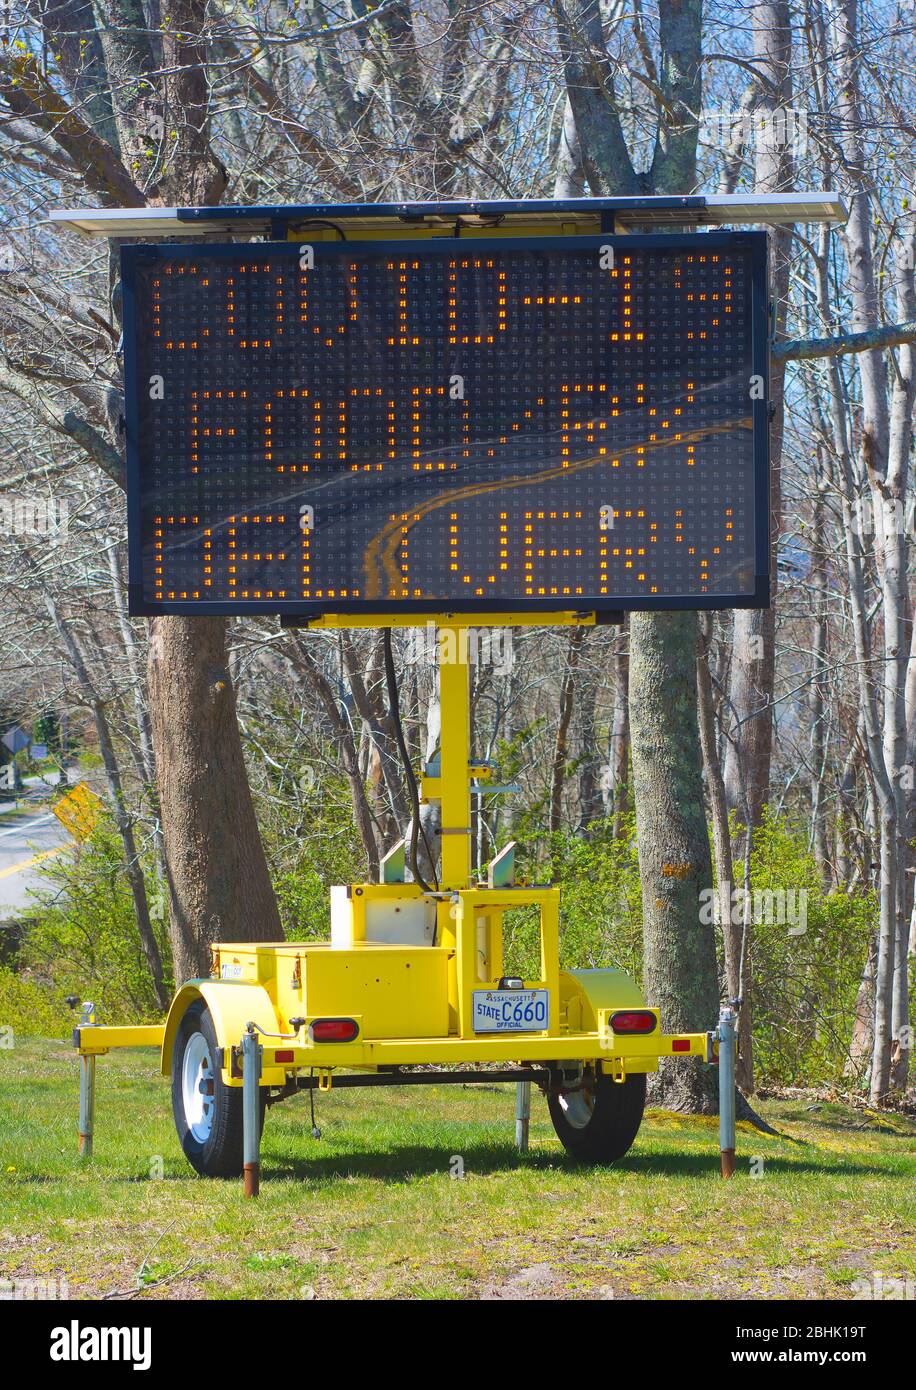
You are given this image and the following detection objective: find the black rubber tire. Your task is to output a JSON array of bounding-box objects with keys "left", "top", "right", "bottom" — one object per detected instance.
[
  {"left": 548, "top": 1069, "right": 646, "bottom": 1164},
  {"left": 171, "top": 1000, "right": 264, "bottom": 1178}
]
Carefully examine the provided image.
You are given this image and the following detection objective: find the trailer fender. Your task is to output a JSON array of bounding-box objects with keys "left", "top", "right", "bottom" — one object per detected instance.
[
  {"left": 560, "top": 968, "right": 647, "bottom": 1033},
  {"left": 160, "top": 980, "right": 286, "bottom": 1083}
]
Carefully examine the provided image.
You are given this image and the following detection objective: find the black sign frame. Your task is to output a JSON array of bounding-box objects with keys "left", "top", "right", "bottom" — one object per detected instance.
[{"left": 122, "top": 230, "right": 770, "bottom": 618}]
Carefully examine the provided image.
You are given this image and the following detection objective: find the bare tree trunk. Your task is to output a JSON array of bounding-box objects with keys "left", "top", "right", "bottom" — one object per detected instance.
[
  {"left": 341, "top": 633, "right": 411, "bottom": 834},
  {"left": 549, "top": 628, "right": 583, "bottom": 833},
  {"left": 45, "top": 591, "right": 169, "bottom": 1009},
  {"left": 716, "top": 15, "right": 793, "bottom": 1093},
  {"left": 631, "top": 611, "right": 720, "bottom": 1112},
  {"left": 577, "top": 664, "right": 603, "bottom": 829},
  {"left": 107, "top": 546, "right": 155, "bottom": 786},
  {"left": 697, "top": 615, "right": 752, "bottom": 1089},
  {"left": 886, "top": 233, "right": 916, "bottom": 1092},
  {"left": 633, "top": 0, "right": 719, "bottom": 1109},
  {"left": 828, "top": 0, "right": 901, "bottom": 1102},
  {"left": 721, "top": 0, "right": 793, "bottom": 827},
  {"left": 137, "top": 0, "right": 284, "bottom": 982},
  {"left": 846, "top": 929, "right": 877, "bottom": 1083},
  {"left": 553, "top": 97, "right": 586, "bottom": 198},
  {"left": 608, "top": 626, "right": 630, "bottom": 836},
  {"left": 147, "top": 618, "right": 282, "bottom": 980},
  {"left": 552, "top": 0, "right": 719, "bottom": 1110},
  {"left": 414, "top": 680, "right": 441, "bottom": 885},
  {"left": 808, "top": 474, "right": 832, "bottom": 884}
]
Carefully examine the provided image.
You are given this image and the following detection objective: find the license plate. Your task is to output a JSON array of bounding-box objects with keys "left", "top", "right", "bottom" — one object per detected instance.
[{"left": 472, "top": 988, "right": 549, "bottom": 1033}]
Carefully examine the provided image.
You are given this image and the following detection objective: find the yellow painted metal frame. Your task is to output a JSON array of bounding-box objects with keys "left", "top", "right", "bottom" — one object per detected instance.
[
  {"left": 75, "top": 1016, "right": 709, "bottom": 1078},
  {"left": 308, "top": 612, "right": 597, "bottom": 630},
  {"left": 249, "top": 1029, "right": 709, "bottom": 1072},
  {"left": 76, "top": 1024, "right": 164, "bottom": 1056}
]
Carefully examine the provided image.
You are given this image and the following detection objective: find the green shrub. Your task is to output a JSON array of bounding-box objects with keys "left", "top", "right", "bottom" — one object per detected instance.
[
  {"left": 22, "top": 818, "right": 170, "bottom": 1022},
  {"left": 553, "top": 819, "right": 644, "bottom": 980},
  {"left": 500, "top": 816, "right": 644, "bottom": 983},
  {"left": 747, "top": 813, "right": 877, "bottom": 1089},
  {"left": 255, "top": 766, "right": 363, "bottom": 941},
  {"left": 274, "top": 838, "right": 362, "bottom": 941},
  {"left": 0, "top": 964, "right": 73, "bottom": 1039}
]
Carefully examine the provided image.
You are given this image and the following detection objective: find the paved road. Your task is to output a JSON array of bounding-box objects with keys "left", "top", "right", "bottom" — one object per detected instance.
[{"left": 0, "top": 806, "right": 72, "bottom": 918}]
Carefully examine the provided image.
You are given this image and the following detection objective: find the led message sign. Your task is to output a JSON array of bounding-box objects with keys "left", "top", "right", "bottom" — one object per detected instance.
[{"left": 122, "top": 231, "right": 768, "bottom": 616}]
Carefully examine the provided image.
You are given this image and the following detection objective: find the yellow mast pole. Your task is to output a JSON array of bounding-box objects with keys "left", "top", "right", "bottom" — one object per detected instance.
[{"left": 437, "top": 624, "right": 472, "bottom": 892}]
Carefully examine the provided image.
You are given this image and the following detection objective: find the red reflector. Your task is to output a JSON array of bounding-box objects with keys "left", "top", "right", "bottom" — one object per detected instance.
[
  {"left": 671, "top": 1038, "right": 691, "bottom": 1053},
  {"left": 609, "top": 1010, "right": 657, "bottom": 1034},
  {"left": 309, "top": 1018, "right": 359, "bottom": 1043},
  {"left": 274, "top": 1049, "right": 294, "bottom": 1063}
]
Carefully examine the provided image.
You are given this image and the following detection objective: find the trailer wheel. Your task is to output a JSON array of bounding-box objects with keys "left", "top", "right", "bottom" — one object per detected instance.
[
  {"left": 171, "top": 1000, "right": 263, "bottom": 1177},
  {"left": 548, "top": 1068, "right": 645, "bottom": 1164}
]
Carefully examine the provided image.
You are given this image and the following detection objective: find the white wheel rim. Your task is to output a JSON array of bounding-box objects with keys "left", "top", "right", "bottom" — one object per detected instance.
[
  {"left": 182, "top": 1031, "right": 215, "bottom": 1143},
  {"left": 558, "top": 1087, "right": 595, "bottom": 1131}
]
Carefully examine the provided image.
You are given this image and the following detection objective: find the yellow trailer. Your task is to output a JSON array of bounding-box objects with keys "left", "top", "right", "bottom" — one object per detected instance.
[{"left": 73, "top": 615, "right": 724, "bottom": 1195}]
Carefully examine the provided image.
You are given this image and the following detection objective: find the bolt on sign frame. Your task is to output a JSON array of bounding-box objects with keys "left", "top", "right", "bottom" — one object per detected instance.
[{"left": 53, "top": 195, "right": 847, "bottom": 1187}]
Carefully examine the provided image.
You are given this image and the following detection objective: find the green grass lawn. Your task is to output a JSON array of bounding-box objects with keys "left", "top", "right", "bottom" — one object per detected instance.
[{"left": 1, "top": 1039, "right": 914, "bottom": 1300}]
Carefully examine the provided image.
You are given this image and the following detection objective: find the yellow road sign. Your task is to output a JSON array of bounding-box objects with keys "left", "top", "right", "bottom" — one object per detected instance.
[{"left": 53, "top": 783, "right": 103, "bottom": 841}]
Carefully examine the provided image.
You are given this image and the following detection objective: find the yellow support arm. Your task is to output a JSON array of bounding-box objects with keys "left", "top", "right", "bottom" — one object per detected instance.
[{"left": 75, "top": 1024, "right": 165, "bottom": 1056}]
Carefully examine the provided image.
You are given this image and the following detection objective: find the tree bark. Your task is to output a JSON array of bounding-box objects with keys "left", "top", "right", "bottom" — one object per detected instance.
[
  {"left": 722, "top": 0, "right": 793, "bottom": 827},
  {"left": 607, "top": 626, "right": 630, "bottom": 836},
  {"left": 631, "top": 611, "right": 720, "bottom": 1111},
  {"left": 846, "top": 929, "right": 877, "bottom": 1083},
  {"left": 807, "top": 474, "right": 832, "bottom": 885},
  {"left": 828, "top": 0, "right": 912, "bottom": 1100},
  {"left": 577, "top": 661, "right": 603, "bottom": 829},
  {"left": 549, "top": 628, "right": 583, "bottom": 833},
  {"left": 147, "top": 618, "right": 282, "bottom": 981},
  {"left": 697, "top": 615, "right": 752, "bottom": 1088},
  {"left": 553, "top": 97, "right": 586, "bottom": 198},
  {"left": 136, "top": 0, "right": 284, "bottom": 981},
  {"left": 633, "top": 0, "right": 719, "bottom": 1109}
]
